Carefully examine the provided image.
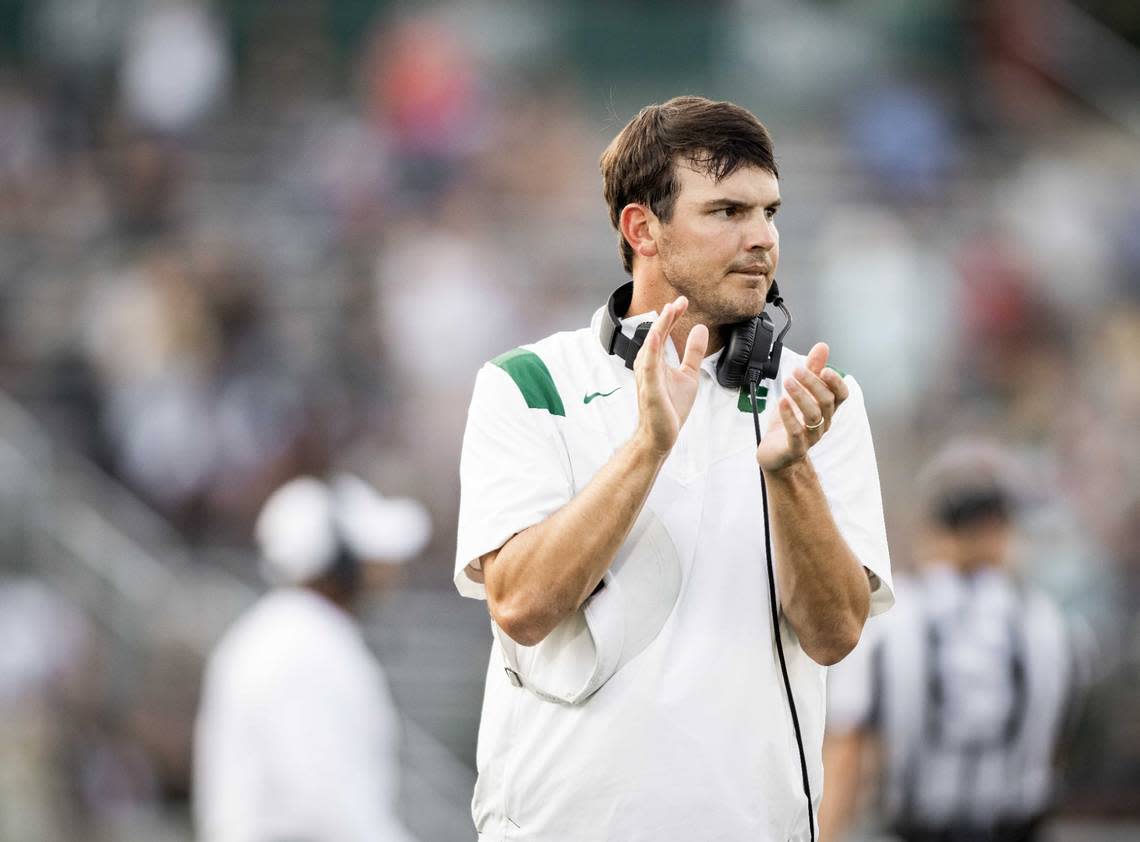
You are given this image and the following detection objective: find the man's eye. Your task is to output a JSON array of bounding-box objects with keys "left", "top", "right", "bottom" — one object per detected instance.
[
  {"left": 716, "top": 207, "right": 738, "bottom": 218},
  {"left": 765, "top": 207, "right": 779, "bottom": 220}
]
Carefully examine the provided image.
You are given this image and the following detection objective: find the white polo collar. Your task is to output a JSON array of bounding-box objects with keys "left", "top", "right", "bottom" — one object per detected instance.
[{"left": 596, "top": 306, "right": 725, "bottom": 377}]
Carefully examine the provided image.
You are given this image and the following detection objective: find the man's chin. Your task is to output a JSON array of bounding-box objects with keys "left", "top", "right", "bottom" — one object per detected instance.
[{"left": 718, "top": 289, "right": 767, "bottom": 323}]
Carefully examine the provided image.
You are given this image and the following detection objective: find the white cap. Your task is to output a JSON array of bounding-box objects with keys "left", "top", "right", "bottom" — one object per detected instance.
[{"left": 254, "top": 474, "right": 432, "bottom": 586}]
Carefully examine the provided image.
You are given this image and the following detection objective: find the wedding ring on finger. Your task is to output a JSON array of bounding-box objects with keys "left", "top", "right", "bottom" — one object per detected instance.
[{"left": 805, "top": 417, "right": 825, "bottom": 431}]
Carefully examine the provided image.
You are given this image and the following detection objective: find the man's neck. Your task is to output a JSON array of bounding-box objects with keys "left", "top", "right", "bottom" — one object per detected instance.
[
  {"left": 626, "top": 272, "right": 724, "bottom": 356},
  {"left": 304, "top": 580, "right": 358, "bottom": 615}
]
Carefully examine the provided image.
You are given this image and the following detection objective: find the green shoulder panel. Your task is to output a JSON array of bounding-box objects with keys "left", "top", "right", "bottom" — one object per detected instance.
[{"left": 491, "top": 348, "right": 566, "bottom": 417}]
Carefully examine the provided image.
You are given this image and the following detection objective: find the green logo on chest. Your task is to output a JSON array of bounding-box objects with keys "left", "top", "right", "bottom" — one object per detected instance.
[
  {"left": 583, "top": 387, "right": 621, "bottom": 404},
  {"left": 737, "top": 384, "right": 768, "bottom": 413}
]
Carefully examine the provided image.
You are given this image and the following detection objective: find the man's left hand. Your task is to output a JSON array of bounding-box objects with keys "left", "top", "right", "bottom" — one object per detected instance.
[{"left": 755, "top": 342, "right": 849, "bottom": 473}]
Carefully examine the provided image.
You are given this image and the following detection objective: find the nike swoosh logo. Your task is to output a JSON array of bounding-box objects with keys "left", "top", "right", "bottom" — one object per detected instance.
[{"left": 583, "top": 388, "right": 621, "bottom": 404}]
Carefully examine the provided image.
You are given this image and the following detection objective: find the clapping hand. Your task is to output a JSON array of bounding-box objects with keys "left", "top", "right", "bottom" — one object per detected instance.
[
  {"left": 755, "top": 342, "right": 849, "bottom": 473},
  {"left": 633, "top": 297, "right": 709, "bottom": 457}
]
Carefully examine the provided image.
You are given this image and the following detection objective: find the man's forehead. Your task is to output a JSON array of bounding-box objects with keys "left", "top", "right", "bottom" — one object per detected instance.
[{"left": 675, "top": 158, "right": 779, "bottom": 202}]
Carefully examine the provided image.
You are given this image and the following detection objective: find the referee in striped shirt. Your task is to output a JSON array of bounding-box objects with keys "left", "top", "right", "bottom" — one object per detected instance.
[{"left": 821, "top": 440, "right": 1081, "bottom": 842}]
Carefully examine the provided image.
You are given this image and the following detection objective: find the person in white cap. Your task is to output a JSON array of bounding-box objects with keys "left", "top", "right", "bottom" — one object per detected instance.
[{"left": 193, "top": 474, "right": 430, "bottom": 842}]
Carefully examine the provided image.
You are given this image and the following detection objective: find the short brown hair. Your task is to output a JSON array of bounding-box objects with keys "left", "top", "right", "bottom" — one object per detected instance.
[{"left": 600, "top": 96, "right": 778, "bottom": 273}]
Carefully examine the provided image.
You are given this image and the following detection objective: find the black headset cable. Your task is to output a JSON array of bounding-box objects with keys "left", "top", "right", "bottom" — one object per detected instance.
[{"left": 749, "top": 373, "right": 816, "bottom": 842}]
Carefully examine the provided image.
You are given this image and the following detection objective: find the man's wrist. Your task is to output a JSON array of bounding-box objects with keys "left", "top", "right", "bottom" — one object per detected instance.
[
  {"left": 629, "top": 428, "right": 672, "bottom": 463},
  {"left": 761, "top": 456, "right": 815, "bottom": 486}
]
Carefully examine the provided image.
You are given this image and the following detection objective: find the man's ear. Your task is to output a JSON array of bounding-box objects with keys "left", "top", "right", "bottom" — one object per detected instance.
[{"left": 619, "top": 203, "right": 659, "bottom": 261}]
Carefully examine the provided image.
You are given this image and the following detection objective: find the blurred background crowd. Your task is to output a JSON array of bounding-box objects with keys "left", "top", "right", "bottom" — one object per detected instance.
[{"left": 0, "top": 0, "right": 1137, "bottom": 840}]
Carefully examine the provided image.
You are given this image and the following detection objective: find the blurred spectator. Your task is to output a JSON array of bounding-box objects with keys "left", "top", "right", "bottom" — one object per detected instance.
[
  {"left": 100, "top": 126, "right": 184, "bottom": 239},
  {"left": 948, "top": 230, "right": 1076, "bottom": 433},
  {"left": 372, "top": 197, "right": 528, "bottom": 524},
  {"left": 997, "top": 147, "right": 1117, "bottom": 318},
  {"left": 0, "top": 75, "right": 51, "bottom": 221},
  {"left": 30, "top": 0, "right": 125, "bottom": 156},
  {"left": 813, "top": 208, "right": 955, "bottom": 418},
  {"left": 0, "top": 577, "right": 94, "bottom": 841},
  {"left": 360, "top": 11, "right": 489, "bottom": 200},
  {"left": 83, "top": 247, "right": 222, "bottom": 518},
  {"left": 821, "top": 439, "right": 1086, "bottom": 842},
  {"left": 120, "top": 0, "right": 230, "bottom": 136},
  {"left": 31, "top": 0, "right": 126, "bottom": 77},
  {"left": 845, "top": 82, "right": 959, "bottom": 203},
  {"left": 286, "top": 107, "right": 394, "bottom": 236},
  {"left": 81, "top": 245, "right": 313, "bottom": 538},
  {"left": 0, "top": 576, "right": 91, "bottom": 705},
  {"left": 193, "top": 474, "right": 429, "bottom": 842}
]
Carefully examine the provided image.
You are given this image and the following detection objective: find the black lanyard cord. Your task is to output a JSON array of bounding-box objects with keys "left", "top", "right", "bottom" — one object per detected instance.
[{"left": 750, "top": 376, "right": 816, "bottom": 842}]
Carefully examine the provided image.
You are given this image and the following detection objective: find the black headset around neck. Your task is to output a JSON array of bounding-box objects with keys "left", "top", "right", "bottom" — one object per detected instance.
[{"left": 599, "top": 280, "right": 792, "bottom": 387}]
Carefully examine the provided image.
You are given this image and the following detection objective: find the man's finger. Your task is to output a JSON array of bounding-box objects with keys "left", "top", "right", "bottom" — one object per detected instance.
[
  {"left": 820, "top": 367, "right": 850, "bottom": 405},
  {"left": 637, "top": 296, "right": 689, "bottom": 372},
  {"left": 778, "top": 396, "right": 805, "bottom": 447},
  {"left": 633, "top": 323, "right": 655, "bottom": 370},
  {"left": 680, "top": 323, "right": 708, "bottom": 374},
  {"left": 805, "top": 342, "right": 829, "bottom": 376},
  {"left": 636, "top": 302, "right": 669, "bottom": 368},
  {"left": 651, "top": 297, "right": 684, "bottom": 340},
  {"left": 785, "top": 376, "right": 823, "bottom": 429},
  {"left": 793, "top": 366, "right": 835, "bottom": 419}
]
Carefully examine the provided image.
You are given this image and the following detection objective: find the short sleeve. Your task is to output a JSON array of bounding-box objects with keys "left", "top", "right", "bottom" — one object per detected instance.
[
  {"left": 454, "top": 361, "right": 573, "bottom": 599},
  {"left": 812, "top": 375, "right": 895, "bottom": 616}
]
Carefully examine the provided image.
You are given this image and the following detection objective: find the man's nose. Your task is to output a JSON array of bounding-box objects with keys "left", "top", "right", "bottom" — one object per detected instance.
[{"left": 747, "top": 217, "right": 777, "bottom": 251}]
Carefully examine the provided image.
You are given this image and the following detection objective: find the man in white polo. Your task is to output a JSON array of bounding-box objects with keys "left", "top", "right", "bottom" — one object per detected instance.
[{"left": 455, "top": 96, "right": 894, "bottom": 841}]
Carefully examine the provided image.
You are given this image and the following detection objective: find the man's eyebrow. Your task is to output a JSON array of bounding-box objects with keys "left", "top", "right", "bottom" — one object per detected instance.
[
  {"left": 699, "top": 197, "right": 782, "bottom": 210},
  {"left": 700, "top": 198, "right": 754, "bottom": 209}
]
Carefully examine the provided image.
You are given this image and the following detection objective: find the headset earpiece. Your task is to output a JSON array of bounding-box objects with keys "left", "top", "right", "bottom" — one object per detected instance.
[
  {"left": 716, "top": 318, "right": 756, "bottom": 388},
  {"left": 600, "top": 282, "right": 652, "bottom": 370},
  {"left": 715, "top": 302, "right": 787, "bottom": 389}
]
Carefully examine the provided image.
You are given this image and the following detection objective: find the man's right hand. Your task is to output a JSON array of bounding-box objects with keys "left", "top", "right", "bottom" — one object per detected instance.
[
  {"left": 484, "top": 295, "right": 707, "bottom": 645},
  {"left": 633, "top": 297, "right": 708, "bottom": 456}
]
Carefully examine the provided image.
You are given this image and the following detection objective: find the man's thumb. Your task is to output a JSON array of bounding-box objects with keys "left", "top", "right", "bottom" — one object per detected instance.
[{"left": 806, "top": 342, "right": 829, "bottom": 374}]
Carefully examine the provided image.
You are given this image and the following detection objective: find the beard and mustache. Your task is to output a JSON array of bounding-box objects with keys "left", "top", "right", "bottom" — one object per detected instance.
[{"left": 660, "top": 257, "right": 775, "bottom": 327}]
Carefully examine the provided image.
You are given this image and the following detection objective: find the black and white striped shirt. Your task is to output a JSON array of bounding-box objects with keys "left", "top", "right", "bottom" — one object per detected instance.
[{"left": 828, "top": 564, "right": 1076, "bottom": 831}]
